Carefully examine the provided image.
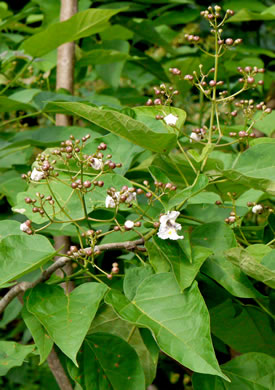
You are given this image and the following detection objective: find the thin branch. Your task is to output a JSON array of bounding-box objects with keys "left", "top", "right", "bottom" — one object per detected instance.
[
  {"left": 47, "top": 347, "right": 74, "bottom": 390},
  {"left": 0, "top": 238, "right": 145, "bottom": 314}
]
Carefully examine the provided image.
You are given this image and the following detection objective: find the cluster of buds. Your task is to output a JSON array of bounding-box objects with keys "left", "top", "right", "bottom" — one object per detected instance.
[
  {"left": 184, "top": 34, "right": 200, "bottom": 43},
  {"left": 71, "top": 178, "right": 104, "bottom": 191},
  {"left": 237, "top": 66, "right": 265, "bottom": 86},
  {"left": 190, "top": 127, "right": 206, "bottom": 143},
  {"left": 218, "top": 38, "right": 242, "bottom": 47},
  {"left": 105, "top": 186, "right": 137, "bottom": 208},
  {"left": 22, "top": 154, "right": 57, "bottom": 182},
  {"left": 146, "top": 83, "right": 179, "bottom": 106},
  {"left": 225, "top": 211, "right": 236, "bottom": 225},
  {"left": 200, "top": 6, "right": 234, "bottom": 21},
  {"left": 142, "top": 179, "right": 177, "bottom": 199},
  {"left": 24, "top": 193, "right": 55, "bottom": 217},
  {"left": 169, "top": 67, "right": 181, "bottom": 76},
  {"left": 20, "top": 219, "right": 32, "bottom": 235}
]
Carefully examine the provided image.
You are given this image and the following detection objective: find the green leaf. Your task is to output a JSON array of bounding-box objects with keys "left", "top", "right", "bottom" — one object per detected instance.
[
  {"left": 133, "top": 105, "right": 186, "bottom": 133},
  {"left": 21, "top": 9, "right": 122, "bottom": 57},
  {"left": 193, "top": 353, "right": 275, "bottom": 389},
  {"left": 105, "top": 273, "right": 228, "bottom": 380},
  {"left": 89, "top": 304, "right": 158, "bottom": 385},
  {"left": 153, "top": 9, "right": 199, "bottom": 26},
  {"left": 51, "top": 102, "right": 177, "bottom": 153},
  {"left": 22, "top": 297, "right": 53, "bottom": 364},
  {"left": 123, "top": 265, "right": 154, "bottom": 300},
  {"left": 0, "top": 221, "right": 25, "bottom": 240},
  {"left": 225, "top": 247, "right": 275, "bottom": 289},
  {"left": 192, "top": 222, "right": 260, "bottom": 298},
  {"left": 0, "top": 234, "right": 55, "bottom": 287},
  {"left": 95, "top": 40, "right": 129, "bottom": 89},
  {"left": 83, "top": 133, "right": 142, "bottom": 175},
  {"left": 0, "top": 299, "right": 22, "bottom": 329},
  {"left": 146, "top": 237, "right": 212, "bottom": 290},
  {"left": 27, "top": 283, "right": 107, "bottom": 365},
  {"left": 78, "top": 49, "right": 130, "bottom": 66},
  {"left": 0, "top": 341, "right": 35, "bottom": 376},
  {"left": 68, "top": 333, "right": 146, "bottom": 390},
  {"left": 223, "top": 144, "right": 275, "bottom": 195},
  {"left": 126, "top": 19, "right": 176, "bottom": 54},
  {"left": 168, "top": 174, "right": 209, "bottom": 210},
  {"left": 0, "top": 96, "right": 34, "bottom": 112},
  {"left": 0, "top": 171, "right": 28, "bottom": 205},
  {"left": 228, "top": 5, "right": 275, "bottom": 22},
  {"left": 254, "top": 110, "right": 275, "bottom": 136},
  {"left": 210, "top": 300, "right": 275, "bottom": 357}
]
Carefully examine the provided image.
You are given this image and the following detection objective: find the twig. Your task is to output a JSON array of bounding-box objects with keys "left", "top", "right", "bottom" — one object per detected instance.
[
  {"left": 47, "top": 347, "right": 74, "bottom": 390},
  {"left": 0, "top": 238, "right": 145, "bottom": 314}
]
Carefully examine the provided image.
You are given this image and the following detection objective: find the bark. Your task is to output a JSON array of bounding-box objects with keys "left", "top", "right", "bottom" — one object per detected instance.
[
  {"left": 56, "top": 0, "right": 78, "bottom": 126},
  {"left": 48, "top": 1, "right": 78, "bottom": 388}
]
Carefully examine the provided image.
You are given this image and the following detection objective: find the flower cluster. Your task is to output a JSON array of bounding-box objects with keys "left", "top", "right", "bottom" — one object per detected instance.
[{"left": 105, "top": 186, "right": 137, "bottom": 208}]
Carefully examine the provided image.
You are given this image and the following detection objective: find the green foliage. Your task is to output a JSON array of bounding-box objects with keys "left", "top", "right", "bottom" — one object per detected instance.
[{"left": 0, "top": 1, "right": 274, "bottom": 389}]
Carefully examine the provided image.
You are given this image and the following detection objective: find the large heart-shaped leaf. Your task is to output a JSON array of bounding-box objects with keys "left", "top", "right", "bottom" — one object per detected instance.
[
  {"left": 27, "top": 283, "right": 107, "bottom": 365},
  {"left": 105, "top": 273, "right": 228, "bottom": 380},
  {"left": 68, "top": 333, "right": 146, "bottom": 390},
  {"left": 50, "top": 102, "right": 177, "bottom": 153},
  {"left": 0, "top": 234, "right": 55, "bottom": 287},
  {"left": 192, "top": 352, "right": 275, "bottom": 389},
  {"left": 21, "top": 9, "right": 122, "bottom": 57}
]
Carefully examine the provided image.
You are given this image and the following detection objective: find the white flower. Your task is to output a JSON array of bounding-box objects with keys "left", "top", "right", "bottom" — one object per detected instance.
[
  {"left": 157, "top": 211, "right": 184, "bottom": 240},
  {"left": 164, "top": 114, "right": 178, "bottom": 126},
  {"left": 124, "top": 220, "right": 134, "bottom": 229},
  {"left": 105, "top": 192, "right": 120, "bottom": 208},
  {"left": 105, "top": 190, "right": 137, "bottom": 209},
  {"left": 20, "top": 222, "right": 30, "bottom": 232},
  {"left": 190, "top": 132, "right": 202, "bottom": 143},
  {"left": 252, "top": 204, "right": 263, "bottom": 214},
  {"left": 125, "top": 191, "right": 136, "bottom": 203},
  {"left": 91, "top": 158, "right": 103, "bottom": 170},
  {"left": 30, "top": 167, "right": 44, "bottom": 181}
]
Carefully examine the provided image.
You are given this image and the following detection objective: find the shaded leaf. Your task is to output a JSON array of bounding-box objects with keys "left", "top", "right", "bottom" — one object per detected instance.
[
  {"left": 0, "top": 341, "right": 34, "bottom": 376},
  {"left": 193, "top": 352, "right": 275, "bottom": 389},
  {"left": 210, "top": 299, "right": 275, "bottom": 357},
  {"left": 192, "top": 222, "right": 260, "bottom": 298},
  {"left": 68, "top": 333, "right": 146, "bottom": 390}
]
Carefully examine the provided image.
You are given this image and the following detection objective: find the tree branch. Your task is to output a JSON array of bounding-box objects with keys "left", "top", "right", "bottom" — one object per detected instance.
[
  {"left": 47, "top": 347, "right": 74, "bottom": 390},
  {"left": 0, "top": 238, "right": 145, "bottom": 314}
]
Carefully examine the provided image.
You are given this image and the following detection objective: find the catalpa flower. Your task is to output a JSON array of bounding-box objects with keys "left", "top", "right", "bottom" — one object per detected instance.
[
  {"left": 91, "top": 158, "right": 103, "bottom": 170},
  {"left": 157, "top": 211, "right": 184, "bottom": 240},
  {"left": 164, "top": 114, "right": 178, "bottom": 126},
  {"left": 190, "top": 132, "right": 202, "bottom": 143},
  {"left": 30, "top": 167, "right": 44, "bottom": 181},
  {"left": 105, "top": 190, "right": 136, "bottom": 209},
  {"left": 252, "top": 204, "right": 263, "bottom": 214}
]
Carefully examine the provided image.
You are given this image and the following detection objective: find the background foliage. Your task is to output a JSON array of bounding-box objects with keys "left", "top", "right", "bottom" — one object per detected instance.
[{"left": 0, "top": 0, "right": 275, "bottom": 389}]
